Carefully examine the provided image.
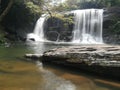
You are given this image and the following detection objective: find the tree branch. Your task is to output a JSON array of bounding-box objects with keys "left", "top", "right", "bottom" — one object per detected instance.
[
  {"left": 0, "top": 0, "right": 14, "bottom": 22},
  {"left": 43, "top": 3, "right": 53, "bottom": 18}
]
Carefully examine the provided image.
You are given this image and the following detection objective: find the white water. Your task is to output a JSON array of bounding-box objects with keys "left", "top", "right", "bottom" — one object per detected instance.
[
  {"left": 72, "top": 9, "right": 103, "bottom": 44},
  {"left": 27, "top": 9, "right": 103, "bottom": 44},
  {"left": 27, "top": 14, "right": 47, "bottom": 41}
]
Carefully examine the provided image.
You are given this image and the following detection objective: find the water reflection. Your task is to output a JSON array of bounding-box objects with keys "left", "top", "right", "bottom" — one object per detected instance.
[
  {"left": 36, "top": 61, "right": 111, "bottom": 90},
  {"left": 36, "top": 61, "right": 76, "bottom": 90},
  {"left": 26, "top": 41, "right": 45, "bottom": 54}
]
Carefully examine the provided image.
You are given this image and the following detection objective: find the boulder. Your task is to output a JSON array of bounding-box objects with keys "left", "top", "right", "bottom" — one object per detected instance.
[{"left": 42, "top": 45, "right": 120, "bottom": 79}]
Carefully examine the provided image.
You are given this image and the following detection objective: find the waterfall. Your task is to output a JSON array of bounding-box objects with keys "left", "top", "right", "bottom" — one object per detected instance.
[
  {"left": 72, "top": 9, "right": 103, "bottom": 44},
  {"left": 27, "top": 14, "right": 47, "bottom": 41}
]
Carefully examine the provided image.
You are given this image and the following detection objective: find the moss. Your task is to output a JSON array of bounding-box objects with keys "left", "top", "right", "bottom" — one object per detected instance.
[
  {"left": 49, "top": 14, "right": 74, "bottom": 30},
  {"left": 46, "top": 13, "right": 74, "bottom": 32},
  {"left": 52, "top": 14, "right": 74, "bottom": 24},
  {"left": 45, "top": 13, "right": 74, "bottom": 41}
]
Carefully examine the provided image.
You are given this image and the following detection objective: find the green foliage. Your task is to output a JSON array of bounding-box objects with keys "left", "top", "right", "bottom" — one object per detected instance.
[
  {"left": 46, "top": 13, "right": 74, "bottom": 41},
  {"left": 25, "top": 1, "right": 42, "bottom": 14},
  {"left": 47, "top": 13, "right": 74, "bottom": 32},
  {"left": 0, "top": 0, "right": 43, "bottom": 41},
  {"left": 52, "top": 3, "right": 68, "bottom": 12},
  {"left": 52, "top": 14, "right": 74, "bottom": 27},
  {"left": 108, "top": 19, "right": 120, "bottom": 34},
  {"left": 97, "top": 0, "right": 120, "bottom": 7},
  {"left": 1, "top": 0, "right": 120, "bottom": 41},
  {"left": 3, "top": 0, "right": 42, "bottom": 29},
  {"left": 1, "top": 0, "right": 42, "bottom": 28},
  {"left": 53, "top": 0, "right": 120, "bottom": 11},
  {"left": 104, "top": 11, "right": 120, "bottom": 34},
  {"left": 113, "top": 21, "right": 120, "bottom": 34}
]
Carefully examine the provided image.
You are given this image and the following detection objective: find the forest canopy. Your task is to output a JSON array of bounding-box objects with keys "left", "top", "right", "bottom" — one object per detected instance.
[
  {"left": 52, "top": 0, "right": 120, "bottom": 11},
  {"left": 0, "top": 0, "right": 120, "bottom": 22}
]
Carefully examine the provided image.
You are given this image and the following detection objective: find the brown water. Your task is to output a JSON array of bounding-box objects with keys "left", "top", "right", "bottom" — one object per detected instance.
[{"left": 0, "top": 42, "right": 120, "bottom": 90}]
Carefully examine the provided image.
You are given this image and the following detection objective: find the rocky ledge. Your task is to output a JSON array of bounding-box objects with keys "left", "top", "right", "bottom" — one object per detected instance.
[{"left": 25, "top": 45, "right": 120, "bottom": 79}]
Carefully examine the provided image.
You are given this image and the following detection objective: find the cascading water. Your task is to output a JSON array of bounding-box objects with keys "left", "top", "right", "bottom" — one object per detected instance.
[
  {"left": 72, "top": 9, "right": 103, "bottom": 44},
  {"left": 27, "top": 14, "right": 47, "bottom": 41},
  {"left": 27, "top": 9, "right": 103, "bottom": 44}
]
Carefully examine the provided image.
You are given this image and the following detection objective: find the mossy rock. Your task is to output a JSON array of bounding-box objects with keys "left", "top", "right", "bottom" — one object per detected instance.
[{"left": 44, "top": 13, "right": 74, "bottom": 41}]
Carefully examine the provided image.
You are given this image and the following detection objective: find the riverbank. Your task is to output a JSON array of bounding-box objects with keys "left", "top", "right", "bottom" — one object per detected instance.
[{"left": 25, "top": 44, "right": 120, "bottom": 80}]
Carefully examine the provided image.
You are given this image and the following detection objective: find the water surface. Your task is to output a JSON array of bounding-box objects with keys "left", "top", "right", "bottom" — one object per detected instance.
[{"left": 0, "top": 42, "right": 119, "bottom": 90}]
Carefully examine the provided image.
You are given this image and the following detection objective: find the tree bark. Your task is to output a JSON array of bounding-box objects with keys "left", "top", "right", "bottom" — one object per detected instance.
[{"left": 0, "top": 0, "right": 14, "bottom": 22}]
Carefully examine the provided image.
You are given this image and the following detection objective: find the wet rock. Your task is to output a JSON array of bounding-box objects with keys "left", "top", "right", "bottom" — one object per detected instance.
[
  {"left": 24, "top": 45, "right": 120, "bottom": 79},
  {"left": 42, "top": 45, "right": 120, "bottom": 79},
  {"left": 24, "top": 54, "right": 43, "bottom": 60},
  {"left": 25, "top": 45, "right": 120, "bottom": 66}
]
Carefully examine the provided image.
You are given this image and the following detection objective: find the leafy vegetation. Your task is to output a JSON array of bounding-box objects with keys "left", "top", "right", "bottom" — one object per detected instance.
[
  {"left": 52, "top": 0, "right": 120, "bottom": 11},
  {"left": 0, "top": 0, "right": 43, "bottom": 43},
  {"left": 0, "top": 0, "right": 120, "bottom": 43}
]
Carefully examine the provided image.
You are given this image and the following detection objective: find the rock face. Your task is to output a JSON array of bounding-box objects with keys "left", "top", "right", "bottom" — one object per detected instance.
[
  {"left": 25, "top": 45, "right": 120, "bottom": 79},
  {"left": 41, "top": 45, "right": 120, "bottom": 79},
  {"left": 44, "top": 15, "right": 74, "bottom": 42},
  {"left": 103, "top": 7, "right": 120, "bottom": 44},
  {"left": 43, "top": 45, "right": 120, "bottom": 65}
]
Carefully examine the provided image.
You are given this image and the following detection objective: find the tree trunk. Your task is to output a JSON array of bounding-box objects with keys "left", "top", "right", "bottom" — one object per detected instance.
[
  {"left": 0, "top": 0, "right": 13, "bottom": 22},
  {"left": 0, "top": 0, "right": 1, "bottom": 11}
]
